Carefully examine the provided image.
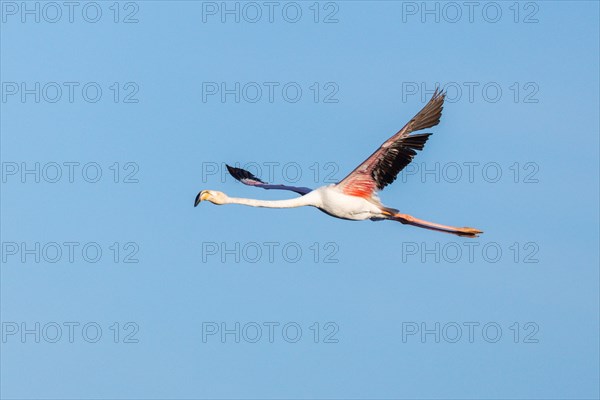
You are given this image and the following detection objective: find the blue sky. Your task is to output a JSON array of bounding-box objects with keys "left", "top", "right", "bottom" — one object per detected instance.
[{"left": 1, "top": 1, "right": 599, "bottom": 399}]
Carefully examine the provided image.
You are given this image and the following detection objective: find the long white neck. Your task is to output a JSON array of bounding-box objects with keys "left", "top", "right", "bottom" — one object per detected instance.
[{"left": 224, "top": 195, "right": 315, "bottom": 209}]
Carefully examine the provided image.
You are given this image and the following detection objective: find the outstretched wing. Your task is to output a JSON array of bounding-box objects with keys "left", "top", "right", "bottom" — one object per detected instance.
[
  {"left": 226, "top": 165, "right": 313, "bottom": 196},
  {"left": 335, "top": 89, "right": 445, "bottom": 198}
]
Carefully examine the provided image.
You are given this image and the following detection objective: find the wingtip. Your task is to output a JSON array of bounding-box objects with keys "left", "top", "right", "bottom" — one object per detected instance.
[
  {"left": 433, "top": 86, "right": 446, "bottom": 100},
  {"left": 225, "top": 164, "right": 235, "bottom": 175},
  {"left": 226, "top": 164, "right": 266, "bottom": 184},
  {"left": 225, "top": 164, "right": 242, "bottom": 180}
]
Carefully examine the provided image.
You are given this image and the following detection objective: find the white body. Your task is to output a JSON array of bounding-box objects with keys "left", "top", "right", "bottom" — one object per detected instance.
[{"left": 304, "top": 186, "right": 386, "bottom": 221}]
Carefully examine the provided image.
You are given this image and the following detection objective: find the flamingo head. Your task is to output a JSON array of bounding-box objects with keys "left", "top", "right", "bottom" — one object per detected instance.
[{"left": 194, "top": 190, "right": 228, "bottom": 206}]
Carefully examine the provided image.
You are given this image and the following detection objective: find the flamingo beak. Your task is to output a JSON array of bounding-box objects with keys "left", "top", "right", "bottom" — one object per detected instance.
[{"left": 194, "top": 191, "right": 209, "bottom": 207}]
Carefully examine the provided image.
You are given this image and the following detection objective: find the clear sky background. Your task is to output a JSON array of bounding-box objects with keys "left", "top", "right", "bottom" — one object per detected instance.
[{"left": 1, "top": 1, "right": 599, "bottom": 399}]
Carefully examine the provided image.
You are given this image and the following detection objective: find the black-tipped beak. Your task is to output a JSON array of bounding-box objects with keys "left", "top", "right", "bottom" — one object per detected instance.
[{"left": 194, "top": 192, "right": 203, "bottom": 207}]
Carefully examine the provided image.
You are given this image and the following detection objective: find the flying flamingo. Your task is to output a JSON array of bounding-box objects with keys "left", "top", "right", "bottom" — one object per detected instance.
[{"left": 195, "top": 89, "right": 482, "bottom": 237}]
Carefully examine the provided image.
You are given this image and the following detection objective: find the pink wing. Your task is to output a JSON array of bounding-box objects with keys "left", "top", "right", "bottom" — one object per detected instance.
[{"left": 335, "top": 89, "right": 445, "bottom": 198}]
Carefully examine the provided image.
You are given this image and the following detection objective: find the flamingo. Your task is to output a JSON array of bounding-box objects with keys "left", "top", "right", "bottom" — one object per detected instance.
[{"left": 195, "top": 89, "right": 482, "bottom": 237}]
